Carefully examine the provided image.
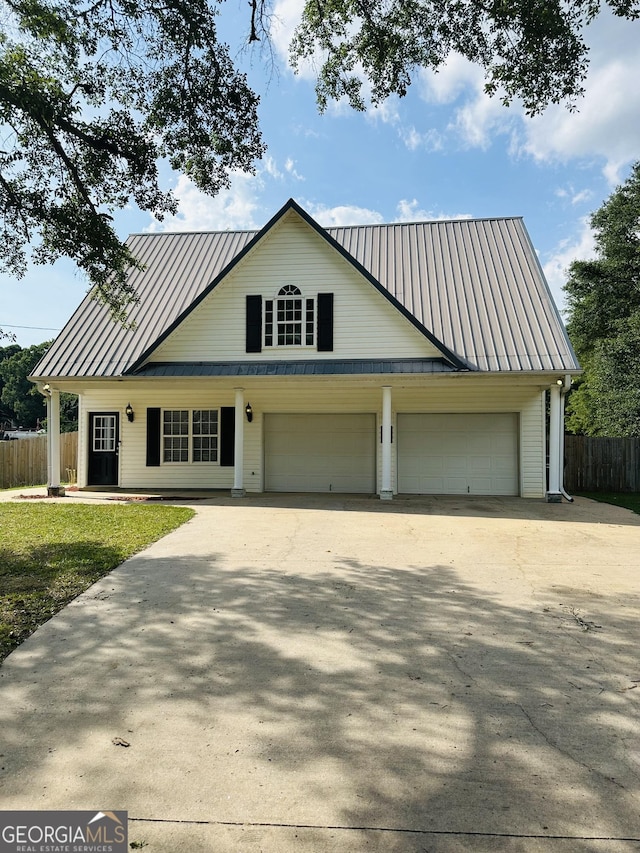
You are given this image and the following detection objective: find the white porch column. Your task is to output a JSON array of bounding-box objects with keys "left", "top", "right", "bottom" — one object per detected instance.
[
  {"left": 47, "top": 388, "right": 62, "bottom": 496},
  {"left": 232, "top": 387, "right": 245, "bottom": 497},
  {"left": 547, "top": 383, "right": 562, "bottom": 502},
  {"left": 380, "top": 385, "right": 393, "bottom": 500}
]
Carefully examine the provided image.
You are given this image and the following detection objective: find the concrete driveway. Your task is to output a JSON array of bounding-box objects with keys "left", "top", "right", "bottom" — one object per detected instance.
[{"left": 1, "top": 494, "right": 640, "bottom": 852}]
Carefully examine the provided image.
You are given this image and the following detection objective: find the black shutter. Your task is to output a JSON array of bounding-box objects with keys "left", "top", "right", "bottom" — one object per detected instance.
[
  {"left": 146, "top": 408, "right": 161, "bottom": 467},
  {"left": 246, "top": 295, "right": 262, "bottom": 353},
  {"left": 317, "top": 292, "right": 334, "bottom": 352},
  {"left": 220, "top": 406, "right": 235, "bottom": 467}
]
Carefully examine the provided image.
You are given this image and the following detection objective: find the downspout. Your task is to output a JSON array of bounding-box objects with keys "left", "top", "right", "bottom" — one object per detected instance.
[{"left": 559, "top": 374, "right": 574, "bottom": 503}]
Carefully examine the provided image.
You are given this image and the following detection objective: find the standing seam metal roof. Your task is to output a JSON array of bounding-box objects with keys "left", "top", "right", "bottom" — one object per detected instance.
[{"left": 32, "top": 200, "right": 579, "bottom": 378}]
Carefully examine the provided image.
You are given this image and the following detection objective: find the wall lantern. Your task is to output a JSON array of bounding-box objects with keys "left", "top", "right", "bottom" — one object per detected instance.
[
  {"left": 245, "top": 402, "right": 253, "bottom": 423},
  {"left": 125, "top": 403, "right": 135, "bottom": 422}
]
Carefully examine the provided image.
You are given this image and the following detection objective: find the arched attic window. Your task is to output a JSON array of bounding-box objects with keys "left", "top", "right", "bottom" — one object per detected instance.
[{"left": 265, "top": 285, "right": 314, "bottom": 347}]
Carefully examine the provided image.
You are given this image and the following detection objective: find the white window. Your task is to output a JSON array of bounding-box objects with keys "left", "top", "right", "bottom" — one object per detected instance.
[
  {"left": 265, "top": 285, "right": 314, "bottom": 347},
  {"left": 93, "top": 414, "right": 117, "bottom": 452},
  {"left": 193, "top": 409, "right": 218, "bottom": 462},
  {"left": 163, "top": 409, "right": 218, "bottom": 463}
]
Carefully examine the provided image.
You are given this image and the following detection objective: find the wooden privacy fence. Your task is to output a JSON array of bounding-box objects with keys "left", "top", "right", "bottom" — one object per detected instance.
[
  {"left": 564, "top": 435, "right": 640, "bottom": 493},
  {"left": 0, "top": 432, "right": 78, "bottom": 490}
]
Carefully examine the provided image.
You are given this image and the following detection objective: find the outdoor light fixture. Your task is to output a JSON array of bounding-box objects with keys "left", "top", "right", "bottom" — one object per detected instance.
[
  {"left": 556, "top": 379, "right": 563, "bottom": 386},
  {"left": 245, "top": 402, "right": 253, "bottom": 423},
  {"left": 125, "top": 403, "right": 135, "bottom": 422}
]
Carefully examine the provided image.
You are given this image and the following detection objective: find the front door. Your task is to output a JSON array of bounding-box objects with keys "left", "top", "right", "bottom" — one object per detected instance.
[{"left": 88, "top": 412, "right": 120, "bottom": 486}]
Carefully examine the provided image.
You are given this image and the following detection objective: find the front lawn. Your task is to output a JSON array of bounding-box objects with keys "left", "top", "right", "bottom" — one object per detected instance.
[
  {"left": 578, "top": 492, "right": 640, "bottom": 516},
  {"left": 0, "top": 502, "right": 194, "bottom": 662}
]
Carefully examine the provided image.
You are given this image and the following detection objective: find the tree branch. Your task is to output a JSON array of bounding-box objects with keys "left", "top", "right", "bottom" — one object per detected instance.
[{"left": 33, "top": 116, "right": 99, "bottom": 215}]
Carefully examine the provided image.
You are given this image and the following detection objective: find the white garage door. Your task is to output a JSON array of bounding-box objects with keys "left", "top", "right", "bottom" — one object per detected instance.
[
  {"left": 265, "top": 413, "right": 376, "bottom": 493},
  {"left": 398, "top": 413, "right": 519, "bottom": 495}
]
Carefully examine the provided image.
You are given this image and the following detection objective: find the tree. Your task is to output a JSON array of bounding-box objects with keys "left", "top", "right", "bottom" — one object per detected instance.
[
  {"left": 0, "top": 342, "right": 21, "bottom": 425},
  {"left": 564, "top": 161, "right": 640, "bottom": 436},
  {"left": 0, "top": 342, "right": 50, "bottom": 427},
  {"left": 1, "top": 0, "right": 639, "bottom": 324},
  {"left": 0, "top": 0, "right": 265, "bottom": 320},
  {"left": 0, "top": 341, "right": 76, "bottom": 430},
  {"left": 290, "top": 0, "right": 640, "bottom": 116},
  {"left": 58, "top": 391, "right": 78, "bottom": 433}
]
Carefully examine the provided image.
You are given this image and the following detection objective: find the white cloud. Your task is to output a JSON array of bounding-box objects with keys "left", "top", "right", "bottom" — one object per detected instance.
[
  {"left": 271, "top": 0, "right": 319, "bottom": 80},
  {"left": 260, "top": 154, "right": 304, "bottom": 182},
  {"left": 367, "top": 98, "right": 401, "bottom": 126},
  {"left": 521, "top": 14, "right": 640, "bottom": 183},
  {"left": 395, "top": 199, "right": 472, "bottom": 222},
  {"left": 542, "top": 217, "right": 596, "bottom": 314},
  {"left": 418, "top": 53, "right": 485, "bottom": 105},
  {"left": 523, "top": 61, "right": 640, "bottom": 182},
  {"left": 263, "top": 155, "right": 283, "bottom": 180},
  {"left": 148, "top": 172, "right": 264, "bottom": 232},
  {"left": 303, "top": 201, "right": 384, "bottom": 227},
  {"left": 148, "top": 150, "right": 308, "bottom": 233},
  {"left": 362, "top": 92, "right": 445, "bottom": 152},
  {"left": 555, "top": 186, "right": 594, "bottom": 206},
  {"left": 284, "top": 157, "right": 305, "bottom": 181},
  {"left": 415, "top": 12, "right": 640, "bottom": 181},
  {"left": 418, "top": 54, "right": 518, "bottom": 150},
  {"left": 399, "top": 126, "right": 444, "bottom": 152}
]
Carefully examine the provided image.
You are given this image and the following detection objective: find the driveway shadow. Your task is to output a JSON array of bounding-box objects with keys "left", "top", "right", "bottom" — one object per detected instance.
[{"left": 1, "top": 506, "right": 639, "bottom": 852}]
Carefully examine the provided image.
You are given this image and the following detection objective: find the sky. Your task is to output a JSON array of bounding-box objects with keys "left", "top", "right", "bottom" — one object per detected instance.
[{"left": 1, "top": 3, "right": 639, "bottom": 350}]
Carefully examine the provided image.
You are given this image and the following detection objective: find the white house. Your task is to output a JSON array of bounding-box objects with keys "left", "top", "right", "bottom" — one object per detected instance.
[{"left": 31, "top": 198, "right": 580, "bottom": 500}]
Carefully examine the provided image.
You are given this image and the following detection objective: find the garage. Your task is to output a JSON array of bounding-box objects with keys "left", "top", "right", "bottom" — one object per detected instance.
[
  {"left": 397, "top": 413, "right": 519, "bottom": 495},
  {"left": 264, "top": 413, "right": 376, "bottom": 493}
]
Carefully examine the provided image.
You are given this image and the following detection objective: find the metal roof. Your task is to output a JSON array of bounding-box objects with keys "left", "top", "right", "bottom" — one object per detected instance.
[
  {"left": 33, "top": 198, "right": 579, "bottom": 378},
  {"left": 133, "top": 358, "right": 456, "bottom": 377}
]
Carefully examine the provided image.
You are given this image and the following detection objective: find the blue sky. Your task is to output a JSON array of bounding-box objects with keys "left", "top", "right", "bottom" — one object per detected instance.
[{"left": 2, "top": 3, "right": 639, "bottom": 349}]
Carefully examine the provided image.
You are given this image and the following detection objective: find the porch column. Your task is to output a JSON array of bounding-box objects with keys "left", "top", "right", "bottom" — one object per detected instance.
[
  {"left": 380, "top": 385, "right": 393, "bottom": 500},
  {"left": 232, "top": 387, "right": 245, "bottom": 497},
  {"left": 547, "top": 382, "right": 562, "bottom": 502},
  {"left": 47, "top": 388, "right": 63, "bottom": 496}
]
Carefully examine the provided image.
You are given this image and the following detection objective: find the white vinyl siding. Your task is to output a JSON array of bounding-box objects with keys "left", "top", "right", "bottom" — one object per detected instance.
[
  {"left": 151, "top": 212, "right": 442, "bottom": 363},
  {"left": 264, "top": 413, "right": 376, "bottom": 493}
]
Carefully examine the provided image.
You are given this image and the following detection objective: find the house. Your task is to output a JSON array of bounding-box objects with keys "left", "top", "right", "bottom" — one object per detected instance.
[{"left": 31, "top": 198, "right": 580, "bottom": 500}]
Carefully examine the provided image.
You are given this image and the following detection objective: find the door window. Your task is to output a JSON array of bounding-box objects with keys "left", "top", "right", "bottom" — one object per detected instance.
[{"left": 93, "top": 414, "right": 117, "bottom": 452}]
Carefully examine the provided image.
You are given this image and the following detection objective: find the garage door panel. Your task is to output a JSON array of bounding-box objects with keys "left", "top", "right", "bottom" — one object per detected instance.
[
  {"left": 469, "top": 457, "right": 492, "bottom": 475},
  {"left": 468, "top": 435, "right": 493, "bottom": 454},
  {"left": 398, "top": 413, "right": 519, "bottom": 496},
  {"left": 265, "top": 414, "right": 375, "bottom": 493}
]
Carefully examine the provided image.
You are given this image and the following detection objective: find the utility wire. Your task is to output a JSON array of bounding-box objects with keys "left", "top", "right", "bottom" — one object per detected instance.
[{"left": 0, "top": 323, "right": 61, "bottom": 331}]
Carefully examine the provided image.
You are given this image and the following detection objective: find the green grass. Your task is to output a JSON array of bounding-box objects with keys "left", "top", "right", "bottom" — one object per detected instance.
[
  {"left": 578, "top": 492, "right": 640, "bottom": 515},
  {"left": 0, "top": 503, "right": 194, "bottom": 662}
]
